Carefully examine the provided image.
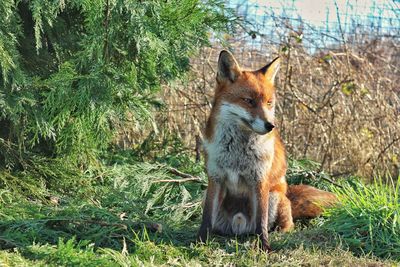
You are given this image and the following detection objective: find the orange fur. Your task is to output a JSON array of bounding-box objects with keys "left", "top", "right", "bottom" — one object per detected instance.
[{"left": 288, "top": 184, "right": 337, "bottom": 219}]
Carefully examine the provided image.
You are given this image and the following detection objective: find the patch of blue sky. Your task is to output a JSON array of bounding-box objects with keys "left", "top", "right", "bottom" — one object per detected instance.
[{"left": 226, "top": 0, "right": 399, "bottom": 52}]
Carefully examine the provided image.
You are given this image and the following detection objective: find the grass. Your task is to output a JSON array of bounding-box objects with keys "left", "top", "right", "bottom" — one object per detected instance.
[
  {"left": 0, "top": 146, "right": 399, "bottom": 266},
  {"left": 323, "top": 177, "right": 400, "bottom": 260}
]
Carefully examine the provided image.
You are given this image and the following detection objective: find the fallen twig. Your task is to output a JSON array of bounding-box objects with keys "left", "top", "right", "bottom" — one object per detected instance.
[
  {"left": 155, "top": 177, "right": 203, "bottom": 183},
  {"left": 320, "top": 176, "right": 343, "bottom": 189},
  {"left": 159, "top": 167, "right": 204, "bottom": 183}
]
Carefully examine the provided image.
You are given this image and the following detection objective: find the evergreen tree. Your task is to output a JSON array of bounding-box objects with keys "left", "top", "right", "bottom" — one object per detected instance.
[{"left": 0, "top": 0, "right": 234, "bottom": 169}]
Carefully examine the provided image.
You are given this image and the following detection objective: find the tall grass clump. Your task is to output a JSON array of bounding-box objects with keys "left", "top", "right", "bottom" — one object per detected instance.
[{"left": 322, "top": 177, "right": 400, "bottom": 260}]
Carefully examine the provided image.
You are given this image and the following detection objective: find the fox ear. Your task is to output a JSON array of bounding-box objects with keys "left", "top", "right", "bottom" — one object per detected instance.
[
  {"left": 217, "top": 50, "right": 241, "bottom": 83},
  {"left": 258, "top": 57, "right": 280, "bottom": 84}
]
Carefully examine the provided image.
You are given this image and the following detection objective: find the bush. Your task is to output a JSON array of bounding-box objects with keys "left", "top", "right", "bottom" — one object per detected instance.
[{"left": 0, "top": 0, "right": 235, "bottom": 197}]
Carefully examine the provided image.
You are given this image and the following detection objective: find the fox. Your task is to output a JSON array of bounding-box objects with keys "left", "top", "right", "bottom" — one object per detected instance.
[{"left": 197, "top": 50, "right": 337, "bottom": 251}]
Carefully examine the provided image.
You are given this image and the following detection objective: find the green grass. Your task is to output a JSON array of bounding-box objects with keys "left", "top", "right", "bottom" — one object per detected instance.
[
  {"left": 0, "top": 151, "right": 399, "bottom": 266},
  {"left": 323, "top": 177, "right": 400, "bottom": 260}
]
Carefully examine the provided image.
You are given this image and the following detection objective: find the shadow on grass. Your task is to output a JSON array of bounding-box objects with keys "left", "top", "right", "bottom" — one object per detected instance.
[
  {"left": 0, "top": 199, "right": 199, "bottom": 264},
  {"left": 0, "top": 212, "right": 339, "bottom": 250}
]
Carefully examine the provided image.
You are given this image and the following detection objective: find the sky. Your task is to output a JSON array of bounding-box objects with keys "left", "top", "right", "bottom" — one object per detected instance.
[
  {"left": 230, "top": 0, "right": 399, "bottom": 33},
  {"left": 227, "top": 0, "right": 399, "bottom": 50}
]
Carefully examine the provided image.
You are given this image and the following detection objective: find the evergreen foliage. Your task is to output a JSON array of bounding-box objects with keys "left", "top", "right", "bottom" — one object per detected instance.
[{"left": 0, "top": 0, "right": 234, "bottom": 168}]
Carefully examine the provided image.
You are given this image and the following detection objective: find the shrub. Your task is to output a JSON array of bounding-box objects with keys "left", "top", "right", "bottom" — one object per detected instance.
[{"left": 0, "top": 0, "right": 236, "bottom": 197}]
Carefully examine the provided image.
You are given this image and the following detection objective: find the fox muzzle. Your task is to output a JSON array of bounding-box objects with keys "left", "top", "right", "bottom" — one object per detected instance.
[{"left": 242, "top": 118, "right": 275, "bottom": 135}]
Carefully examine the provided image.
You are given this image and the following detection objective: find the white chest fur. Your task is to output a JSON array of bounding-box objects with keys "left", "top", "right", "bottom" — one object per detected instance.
[{"left": 204, "top": 116, "right": 275, "bottom": 187}]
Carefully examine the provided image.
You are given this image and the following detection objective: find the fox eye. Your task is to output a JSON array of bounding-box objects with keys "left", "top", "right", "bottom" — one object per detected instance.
[
  {"left": 243, "top": 98, "right": 255, "bottom": 106},
  {"left": 266, "top": 100, "right": 273, "bottom": 107}
]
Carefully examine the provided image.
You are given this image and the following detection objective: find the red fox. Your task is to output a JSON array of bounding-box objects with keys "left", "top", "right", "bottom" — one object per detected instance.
[{"left": 197, "top": 50, "right": 337, "bottom": 251}]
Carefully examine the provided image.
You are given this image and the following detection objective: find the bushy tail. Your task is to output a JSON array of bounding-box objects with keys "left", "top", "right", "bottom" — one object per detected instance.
[{"left": 287, "top": 184, "right": 337, "bottom": 219}]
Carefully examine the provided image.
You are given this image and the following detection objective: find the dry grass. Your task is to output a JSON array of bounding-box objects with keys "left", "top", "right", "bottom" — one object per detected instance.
[{"left": 156, "top": 35, "right": 399, "bottom": 178}]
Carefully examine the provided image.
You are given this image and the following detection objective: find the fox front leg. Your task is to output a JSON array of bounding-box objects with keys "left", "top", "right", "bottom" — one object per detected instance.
[
  {"left": 197, "top": 179, "right": 220, "bottom": 242},
  {"left": 256, "top": 181, "right": 271, "bottom": 252}
]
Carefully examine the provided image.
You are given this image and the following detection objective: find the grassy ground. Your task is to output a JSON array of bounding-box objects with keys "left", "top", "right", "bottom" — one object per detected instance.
[
  {"left": 0, "top": 197, "right": 394, "bottom": 266},
  {"left": 0, "top": 147, "right": 398, "bottom": 266}
]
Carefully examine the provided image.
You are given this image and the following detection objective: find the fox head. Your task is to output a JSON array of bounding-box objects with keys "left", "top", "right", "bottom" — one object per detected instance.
[{"left": 213, "top": 50, "right": 280, "bottom": 135}]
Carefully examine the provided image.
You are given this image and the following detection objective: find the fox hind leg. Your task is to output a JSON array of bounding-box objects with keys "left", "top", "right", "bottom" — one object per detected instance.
[{"left": 275, "top": 191, "right": 294, "bottom": 232}]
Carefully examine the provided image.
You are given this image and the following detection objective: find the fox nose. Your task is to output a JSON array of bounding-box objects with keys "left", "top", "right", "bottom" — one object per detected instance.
[{"left": 264, "top": 121, "right": 275, "bottom": 132}]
